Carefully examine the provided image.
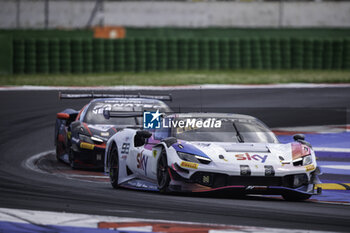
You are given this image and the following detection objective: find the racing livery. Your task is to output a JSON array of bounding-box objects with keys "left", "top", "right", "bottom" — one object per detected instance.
[
  {"left": 55, "top": 93, "right": 171, "bottom": 169},
  {"left": 105, "top": 113, "right": 321, "bottom": 201}
]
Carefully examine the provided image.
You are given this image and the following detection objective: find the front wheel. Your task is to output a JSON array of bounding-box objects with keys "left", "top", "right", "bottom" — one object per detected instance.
[
  {"left": 109, "top": 144, "right": 119, "bottom": 189},
  {"left": 55, "top": 138, "right": 64, "bottom": 162},
  {"left": 157, "top": 149, "right": 170, "bottom": 193},
  {"left": 68, "top": 149, "right": 77, "bottom": 169},
  {"left": 55, "top": 142, "right": 61, "bottom": 161},
  {"left": 282, "top": 192, "right": 312, "bottom": 201}
]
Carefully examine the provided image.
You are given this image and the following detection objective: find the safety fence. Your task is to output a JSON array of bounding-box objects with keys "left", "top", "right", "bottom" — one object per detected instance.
[{"left": 13, "top": 38, "right": 350, "bottom": 74}]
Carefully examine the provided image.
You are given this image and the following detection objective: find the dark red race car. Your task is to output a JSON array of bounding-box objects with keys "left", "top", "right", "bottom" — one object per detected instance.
[{"left": 55, "top": 93, "right": 171, "bottom": 169}]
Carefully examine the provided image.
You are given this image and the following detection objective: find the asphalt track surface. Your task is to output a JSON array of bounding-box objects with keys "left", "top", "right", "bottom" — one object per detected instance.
[{"left": 1, "top": 88, "right": 350, "bottom": 232}]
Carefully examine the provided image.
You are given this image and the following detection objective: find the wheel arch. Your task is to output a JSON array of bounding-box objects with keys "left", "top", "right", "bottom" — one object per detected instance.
[
  {"left": 105, "top": 139, "right": 118, "bottom": 173},
  {"left": 154, "top": 142, "right": 168, "bottom": 164}
]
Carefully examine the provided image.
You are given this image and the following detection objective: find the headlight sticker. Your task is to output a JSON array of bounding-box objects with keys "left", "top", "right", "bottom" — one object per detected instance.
[
  {"left": 180, "top": 161, "right": 198, "bottom": 169},
  {"left": 80, "top": 142, "right": 95, "bottom": 150},
  {"left": 306, "top": 164, "right": 315, "bottom": 171}
]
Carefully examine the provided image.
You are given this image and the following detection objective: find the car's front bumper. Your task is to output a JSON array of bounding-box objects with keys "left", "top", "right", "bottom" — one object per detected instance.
[
  {"left": 167, "top": 166, "right": 321, "bottom": 195},
  {"left": 71, "top": 142, "right": 106, "bottom": 169}
]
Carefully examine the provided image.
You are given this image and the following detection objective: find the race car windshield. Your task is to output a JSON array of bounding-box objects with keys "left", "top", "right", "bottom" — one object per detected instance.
[
  {"left": 172, "top": 118, "right": 278, "bottom": 143},
  {"left": 83, "top": 102, "right": 141, "bottom": 125}
]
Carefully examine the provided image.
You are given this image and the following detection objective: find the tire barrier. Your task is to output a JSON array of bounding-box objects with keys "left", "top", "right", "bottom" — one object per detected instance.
[
  {"left": 25, "top": 39, "right": 36, "bottom": 74},
  {"left": 59, "top": 39, "right": 71, "bottom": 73},
  {"left": 71, "top": 39, "right": 83, "bottom": 73},
  {"left": 12, "top": 38, "right": 350, "bottom": 74},
  {"left": 13, "top": 39, "right": 25, "bottom": 74}
]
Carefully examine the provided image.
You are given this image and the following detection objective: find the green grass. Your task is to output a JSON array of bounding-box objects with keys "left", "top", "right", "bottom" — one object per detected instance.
[{"left": 1, "top": 70, "right": 350, "bottom": 86}]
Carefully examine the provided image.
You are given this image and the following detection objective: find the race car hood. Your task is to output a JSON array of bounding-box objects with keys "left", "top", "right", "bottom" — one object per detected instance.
[
  {"left": 173, "top": 141, "right": 293, "bottom": 165},
  {"left": 83, "top": 124, "right": 119, "bottom": 141}
]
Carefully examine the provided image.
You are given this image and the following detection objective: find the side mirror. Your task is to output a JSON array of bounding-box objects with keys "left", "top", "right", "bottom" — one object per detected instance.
[
  {"left": 57, "top": 111, "right": 78, "bottom": 126},
  {"left": 134, "top": 130, "right": 152, "bottom": 147},
  {"left": 136, "top": 130, "right": 152, "bottom": 139},
  {"left": 57, "top": 113, "right": 70, "bottom": 120},
  {"left": 293, "top": 134, "right": 305, "bottom": 141},
  {"left": 293, "top": 134, "right": 312, "bottom": 148}
]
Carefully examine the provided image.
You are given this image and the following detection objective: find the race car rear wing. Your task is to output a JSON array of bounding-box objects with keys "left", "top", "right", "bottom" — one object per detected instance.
[
  {"left": 103, "top": 110, "right": 144, "bottom": 120},
  {"left": 59, "top": 92, "right": 172, "bottom": 101}
]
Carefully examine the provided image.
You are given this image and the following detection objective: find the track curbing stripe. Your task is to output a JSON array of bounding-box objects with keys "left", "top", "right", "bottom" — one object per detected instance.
[
  {"left": 315, "top": 183, "right": 350, "bottom": 190},
  {"left": 338, "top": 183, "right": 350, "bottom": 190}
]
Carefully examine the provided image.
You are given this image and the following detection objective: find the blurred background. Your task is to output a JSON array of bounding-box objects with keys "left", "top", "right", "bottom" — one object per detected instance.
[{"left": 0, "top": 0, "right": 349, "bottom": 76}]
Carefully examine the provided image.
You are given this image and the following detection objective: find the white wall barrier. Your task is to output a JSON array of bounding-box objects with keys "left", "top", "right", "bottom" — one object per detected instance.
[{"left": 0, "top": 1, "right": 349, "bottom": 29}]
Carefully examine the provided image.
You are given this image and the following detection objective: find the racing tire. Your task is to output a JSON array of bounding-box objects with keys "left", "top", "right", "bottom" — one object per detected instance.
[
  {"left": 55, "top": 142, "right": 61, "bottom": 161},
  {"left": 157, "top": 149, "right": 170, "bottom": 193},
  {"left": 109, "top": 144, "right": 120, "bottom": 189},
  {"left": 282, "top": 192, "right": 312, "bottom": 201},
  {"left": 55, "top": 137, "right": 64, "bottom": 162},
  {"left": 68, "top": 149, "right": 77, "bottom": 169}
]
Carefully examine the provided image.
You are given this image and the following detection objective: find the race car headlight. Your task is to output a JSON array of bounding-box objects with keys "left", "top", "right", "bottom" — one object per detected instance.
[
  {"left": 302, "top": 155, "right": 313, "bottom": 166},
  {"left": 79, "top": 134, "right": 105, "bottom": 144},
  {"left": 177, "top": 152, "right": 211, "bottom": 165},
  {"left": 79, "top": 134, "right": 94, "bottom": 144},
  {"left": 293, "top": 155, "right": 313, "bottom": 166},
  {"left": 91, "top": 136, "right": 104, "bottom": 144}
]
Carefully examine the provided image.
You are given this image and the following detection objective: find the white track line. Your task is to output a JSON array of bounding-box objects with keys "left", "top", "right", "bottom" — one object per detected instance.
[
  {"left": 22, "top": 150, "right": 54, "bottom": 174},
  {"left": 1, "top": 83, "right": 350, "bottom": 91},
  {"left": 314, "top": 147, "right": 350, "bottom": 153},
  {"left": 23, "top": 150, "right": 109, "bottom": 184}
]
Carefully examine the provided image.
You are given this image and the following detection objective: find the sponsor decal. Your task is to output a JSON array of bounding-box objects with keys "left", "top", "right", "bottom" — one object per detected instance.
[
  {"left": 306, "top": 164, "right": 315, "bottom": 171},
  {"left": 152, "top": 150, "right": 157, "bottom": 158},
  {"left": 180, "top": 161, "right": 198, "bottom": 169},
  {"left": 67, "top": 131, "right": 71, "bottom": 139},
  {"left": 178, "top": 144, "right": 184, "bottom": 149},
  {"left": 121, "top": 155, "right": 127, "bottom": 160},
  {"left": 235, "top": 153, "right": 268, "bottom": 163},
  {"left": 218, "top": 154, "right": 228, "bottom": 162},
  {"left": 80, "top": 142, "right": 95, "bottom": 150},
  {"left": 202, "top": 175, "right": 210, "bottom": 184},
  {"left": 264, "top": 165, "right": 275, "bottom": 176},
  {"left": 121, "top": 143, "right": 130, "bottom": 154},
  {"left": 196, "top": 142, "right": 211, "bottom": 147},
  {"left": 101, "top": 132, "right": 109, "bottom": 137},
  {"left": 240, "top": 165, "right": 251, "bottom": 176},
  {"left": 246, "top": 186, "right": 267, "bottom": 190},
  {"left": 137, "top": 150, "right": 148, "bottom": 175},
  {"left": 96, "top": 154, "right": 102, "bottom": 161}
]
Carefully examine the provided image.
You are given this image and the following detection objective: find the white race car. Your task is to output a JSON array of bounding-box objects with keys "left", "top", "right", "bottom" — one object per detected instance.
[{"left": 104, "top": 113, "right": 321, "bottom": 201}]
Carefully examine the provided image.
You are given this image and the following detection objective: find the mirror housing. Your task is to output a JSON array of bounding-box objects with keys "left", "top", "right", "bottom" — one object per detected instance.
[
  {"left": 134, "top": 130, "right": 152, "bottom": 147},
  {"left": 57, "top": 111, "right": 78, "bottom": 126},
  {"left": 293, "top": 134, "right": 305, "bottom": 141},
  {"left": 57, "top": 113, "right": 70, "bottom": 120},
  {"left": 293, "top": 134, "right": 312, "bottom": 148}
]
